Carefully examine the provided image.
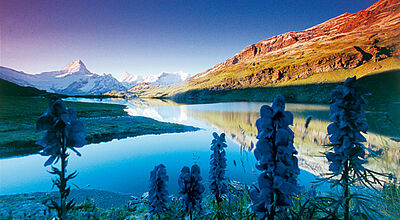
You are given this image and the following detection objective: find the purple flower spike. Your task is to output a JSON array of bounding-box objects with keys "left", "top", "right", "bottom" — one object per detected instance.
[
  {"left": 250, "top": 95, "right": 299, "bottom": 218},
  {"left": 209, "top": 132, "right": 228, "bottom": 203},
  {"left": 326, "top": 76, "right": 369, "bottom": 175},
  {"left": 36, "top": 96, "right": 86, "bottom": 166},
  {"left": 149, "top": 164, "right": 169, "bottom": 217},
  {"left": 178, "top": 165, "right": 205, "bottom": 213}
]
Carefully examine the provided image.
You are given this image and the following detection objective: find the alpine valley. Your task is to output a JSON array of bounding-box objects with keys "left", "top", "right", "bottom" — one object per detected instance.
[
  {"left": 1, "top": 0, "right": 399, "bottom": 101},
  {"left": 1, "top": 1, "right": 400, "bottom": 218}
]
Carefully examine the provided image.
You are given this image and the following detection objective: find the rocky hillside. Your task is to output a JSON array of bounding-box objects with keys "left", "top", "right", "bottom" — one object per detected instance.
[
  {"left": 117, "top": 0, "right": 397, "bottom": 101},
  {"left": 185, "top": 0, "right": 400, "bottom": 91}
]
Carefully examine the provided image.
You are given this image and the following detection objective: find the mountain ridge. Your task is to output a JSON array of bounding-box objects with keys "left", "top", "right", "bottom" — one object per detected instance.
[
  {"left": 193, "top": 0, "right": 400, "bottom": 82},
  {"left": 0, "top": 60, "right": 191, "bottom": 95},
  {"left": 0, "top": 60, "right": 126, "bottom": 95},
  {"left": 158, "top": 0, "right": 400, "bottom": 98},
  {"left": 104, "top": 0, "right": 400, "bottom": 100}
]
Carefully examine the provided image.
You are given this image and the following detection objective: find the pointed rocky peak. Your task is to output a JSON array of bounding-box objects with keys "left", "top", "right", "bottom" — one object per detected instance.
[{"left": 63, "top": 60, "right": 91, "bottom": 74}]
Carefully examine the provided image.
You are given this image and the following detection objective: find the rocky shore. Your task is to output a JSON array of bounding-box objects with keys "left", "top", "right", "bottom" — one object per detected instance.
[
  {"left": 0, "top": 181, "right": 248, "bottom": 219},
  {"left": 0, "top": 189, "right": 142, "bottom": 219}
]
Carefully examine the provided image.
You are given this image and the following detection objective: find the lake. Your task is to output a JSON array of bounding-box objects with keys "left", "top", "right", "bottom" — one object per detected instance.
[{"left": 0, "top": 98, "right": 398, "bottom": 195}]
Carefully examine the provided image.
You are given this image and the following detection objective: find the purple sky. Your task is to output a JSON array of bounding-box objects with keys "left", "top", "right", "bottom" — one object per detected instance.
[{"left": 0, "top": 0, "right": 377, "bottom": 78}]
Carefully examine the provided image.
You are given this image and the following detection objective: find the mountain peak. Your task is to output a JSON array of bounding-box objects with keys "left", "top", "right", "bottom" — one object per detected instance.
[{"left": 63, "top": 60, "right": 90, "bottom": 74}]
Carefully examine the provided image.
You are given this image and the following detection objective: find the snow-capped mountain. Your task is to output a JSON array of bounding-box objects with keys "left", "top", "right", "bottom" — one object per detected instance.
[
  {"left": 120, "top": 71, "right": 189, "bottom": 88},
  {"left": 0, "top": 60, "right": 127, "bottom": 95}
]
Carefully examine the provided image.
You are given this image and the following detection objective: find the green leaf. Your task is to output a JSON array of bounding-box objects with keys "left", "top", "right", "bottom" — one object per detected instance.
[{"left": 66, "top": 171, "right": 78, "bottom": 180}]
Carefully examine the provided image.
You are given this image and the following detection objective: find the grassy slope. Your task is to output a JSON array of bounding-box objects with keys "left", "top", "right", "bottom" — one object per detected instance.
[
  {"left": 0, "top": 78, "right": 47, "bottom": 96},
  {"left": 171, "top": 69, "right": 400, "bottom": 105},
  {"left": 0, "top": 97, "right": 198, "bottom": 158},
  {"left": 277, "top": 57, "right": 400, "bottom": 86},
  {"left": 118, "top": 14, "right": 400, "bottom": 101},
  {"left": 107, "top": 21, "right": 400, "bottom": 102},
  {"left": 117, "top": 57, "right": 400, "bottom": 103},
  {"left": 176, "top": 21, "right": 400, "bottom": 91}
]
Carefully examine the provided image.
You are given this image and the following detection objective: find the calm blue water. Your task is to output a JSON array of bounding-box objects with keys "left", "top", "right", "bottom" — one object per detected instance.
[{"left": 0, "top": 98, "right": 320, "bottom": 195}]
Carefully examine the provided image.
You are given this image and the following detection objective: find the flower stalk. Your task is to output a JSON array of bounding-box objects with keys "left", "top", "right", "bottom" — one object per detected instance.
[
  {"left": 326, "top": 76, "right": 371, "bottom": 219},
  {"left": 148, "top": 164, "right": 169, "bottom": 219},
  {"left": 209, "top": 132, "right": 228, "bottom": 205},
  {"left": 36, "top": 96, "right": 86, "bottom": 219},
  {"left": 178, "top": 164, "right": 205, "bottom": 220},
  {"left": 250, "top": 95, "right": 299, "bottom": 220}
]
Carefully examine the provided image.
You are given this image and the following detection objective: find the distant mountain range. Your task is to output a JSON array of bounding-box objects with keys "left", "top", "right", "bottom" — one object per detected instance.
[
  {"left": 112, "top": 0, "right": 399, "bottom": 100},
  {"left": 0, "top": 60, "right": 188, "bottom": 95},
  {"left": 119, "top": 71, "right": 189, "bottom": 88}
]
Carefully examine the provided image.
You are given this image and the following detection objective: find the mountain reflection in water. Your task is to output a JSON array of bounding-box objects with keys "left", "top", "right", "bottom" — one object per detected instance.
[{"left": 118, "top": 98, "right": 399, "bottom": 178}]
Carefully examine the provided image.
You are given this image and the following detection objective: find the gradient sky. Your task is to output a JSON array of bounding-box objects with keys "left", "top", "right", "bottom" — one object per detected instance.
[{"left": 0, "top": 0, "right": 377, "bottom": 79}]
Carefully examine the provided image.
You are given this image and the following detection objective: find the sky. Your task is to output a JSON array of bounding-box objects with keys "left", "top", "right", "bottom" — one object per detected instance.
[{"left": 0, "top": 0, "right": 377, "bottom": 79}]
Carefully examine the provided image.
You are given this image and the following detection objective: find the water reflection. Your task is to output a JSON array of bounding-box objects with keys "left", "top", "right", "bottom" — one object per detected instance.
[
  {"left": 114, "top": 98, "right": 399, "bottom": 177},
  {"left": 1, "top": 97, "right": 398, "bottom": 195},
  {"left": 183, "top": 103, "right": 400, "bottom": 177}
]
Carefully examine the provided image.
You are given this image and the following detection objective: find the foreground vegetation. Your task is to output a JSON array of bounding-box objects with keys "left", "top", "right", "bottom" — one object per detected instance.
[
  {"left": 68, "top": 179, "right": 400, "bottom": 220},
  {"left": 2, "top": 179, "right": 399, "bottom": 219},
  {"left": 0, "top": 96, "right": 198, "bottom": 158}
]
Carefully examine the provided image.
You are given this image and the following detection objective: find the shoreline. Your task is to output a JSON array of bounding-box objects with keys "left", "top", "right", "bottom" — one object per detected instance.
[
  {"left": 0, "top": 189, "right": 135, "bottom": 219},
  {"left": 105, "top": 69, "right": 400, "bottom": 106},
  {"left": 0, "top": 189, "right": 133, "bottom": 209},
  {"left": 0, "top": 97, "right": 199, "bottom": 159}
]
